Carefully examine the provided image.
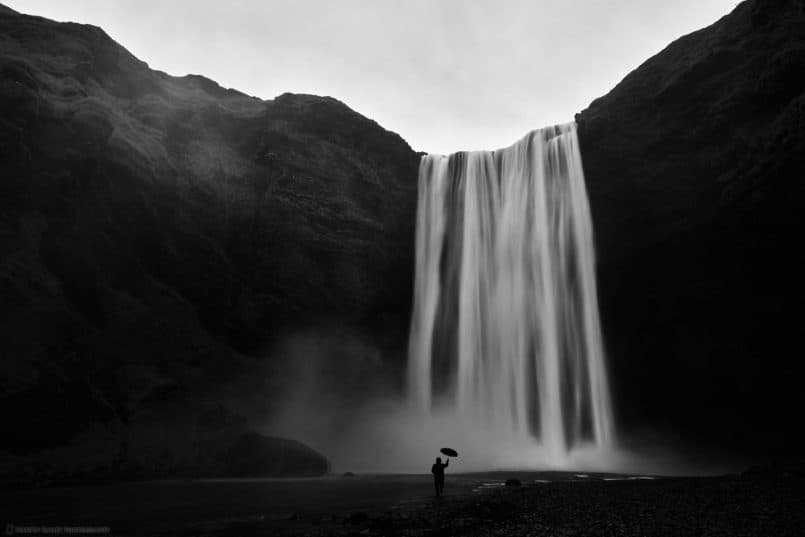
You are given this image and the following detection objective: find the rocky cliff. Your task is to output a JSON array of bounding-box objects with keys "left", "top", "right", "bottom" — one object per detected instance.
[
  {"left": 577, "top": 0, "right": 805, "bottom": 452},
  {"left": 0, "top": 3, "right": 418, "bottom": 481}
]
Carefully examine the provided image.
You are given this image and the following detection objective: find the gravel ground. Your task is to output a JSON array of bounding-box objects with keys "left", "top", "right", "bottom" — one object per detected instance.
[{"left": 216, "top": 472, "right": 805, "bottom": 537}]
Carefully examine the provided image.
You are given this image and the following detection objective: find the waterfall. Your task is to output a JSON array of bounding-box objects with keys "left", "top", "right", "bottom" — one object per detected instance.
[{"left": 407, "top": 122, "right": 615, "bottom": 459}]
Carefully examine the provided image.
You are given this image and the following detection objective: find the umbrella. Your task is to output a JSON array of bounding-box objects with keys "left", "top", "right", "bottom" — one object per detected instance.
[{"left": 440, "top": 447, "right": 458, "bottom": 457}]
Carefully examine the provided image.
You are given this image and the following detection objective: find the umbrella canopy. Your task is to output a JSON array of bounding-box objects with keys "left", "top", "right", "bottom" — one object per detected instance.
[{"left": 440, "top": 447, "right": 458, "bottom": 457}]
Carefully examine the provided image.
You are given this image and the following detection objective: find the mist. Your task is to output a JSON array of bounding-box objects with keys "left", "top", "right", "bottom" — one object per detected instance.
[{"left": 260, "top": 327, "right": 736, "bottom": 477}]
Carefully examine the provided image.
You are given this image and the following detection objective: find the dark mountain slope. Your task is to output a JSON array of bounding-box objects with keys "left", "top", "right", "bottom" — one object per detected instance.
[
  {"left": 0, "top": 5, "right": 418, "bottom": 473},
  {"left": 577, "top": 0, "right": 805, "bottom": 453}
]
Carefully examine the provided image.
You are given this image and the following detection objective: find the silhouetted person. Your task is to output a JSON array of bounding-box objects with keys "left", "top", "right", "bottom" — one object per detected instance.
[{"left": 431, "top": 456, "right": 449, "bottom": 496}]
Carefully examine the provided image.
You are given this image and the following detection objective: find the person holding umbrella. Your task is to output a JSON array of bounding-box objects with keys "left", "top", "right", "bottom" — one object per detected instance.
[{"left": 431, "top": 448, "right": 457, "bottom": 496}]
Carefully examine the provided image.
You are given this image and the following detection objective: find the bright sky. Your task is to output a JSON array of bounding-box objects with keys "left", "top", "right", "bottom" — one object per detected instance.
[{"left": 7, "top": 0, "right": 739, "bottom": 154}]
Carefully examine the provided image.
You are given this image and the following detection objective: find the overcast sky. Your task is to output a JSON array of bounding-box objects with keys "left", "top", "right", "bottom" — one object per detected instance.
[{"left": 8, "top": 0, "right": 739, "bottom": 154}]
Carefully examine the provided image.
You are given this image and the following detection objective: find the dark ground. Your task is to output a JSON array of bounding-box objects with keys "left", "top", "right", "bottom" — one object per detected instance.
[{"left": 3, "top": 470, "right": 804, "bottom": 536}]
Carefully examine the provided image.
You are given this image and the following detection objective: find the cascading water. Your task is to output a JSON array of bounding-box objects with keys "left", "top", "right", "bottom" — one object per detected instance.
[{"left": 407, "top": 122, "right": 615, "bottom": 462}]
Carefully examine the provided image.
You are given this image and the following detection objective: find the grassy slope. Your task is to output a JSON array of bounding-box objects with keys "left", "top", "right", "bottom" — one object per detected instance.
[
  {"left": 577, "top": 0, "right": 805, "bottom": 452},
  {"left": 0, "top": 5, "right": 418, "bottom": 479}
]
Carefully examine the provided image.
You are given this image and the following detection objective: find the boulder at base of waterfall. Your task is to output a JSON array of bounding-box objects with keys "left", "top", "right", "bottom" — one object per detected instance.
[{"left": 215, "top": 432, "right": 330, "bottom": 477}]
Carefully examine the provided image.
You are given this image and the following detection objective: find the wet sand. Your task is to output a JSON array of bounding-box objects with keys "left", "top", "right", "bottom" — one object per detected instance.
[{"left": 3, "top": 471, "right": 804, "bottom": 536}]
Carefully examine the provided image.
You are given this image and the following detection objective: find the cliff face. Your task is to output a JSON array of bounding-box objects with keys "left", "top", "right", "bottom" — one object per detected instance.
[
  {"left": 577, "top": 0, "right": 805, "bottom": 451},
  {"left": 0, "top": 4, "right": 418, "bottom": 472}
]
